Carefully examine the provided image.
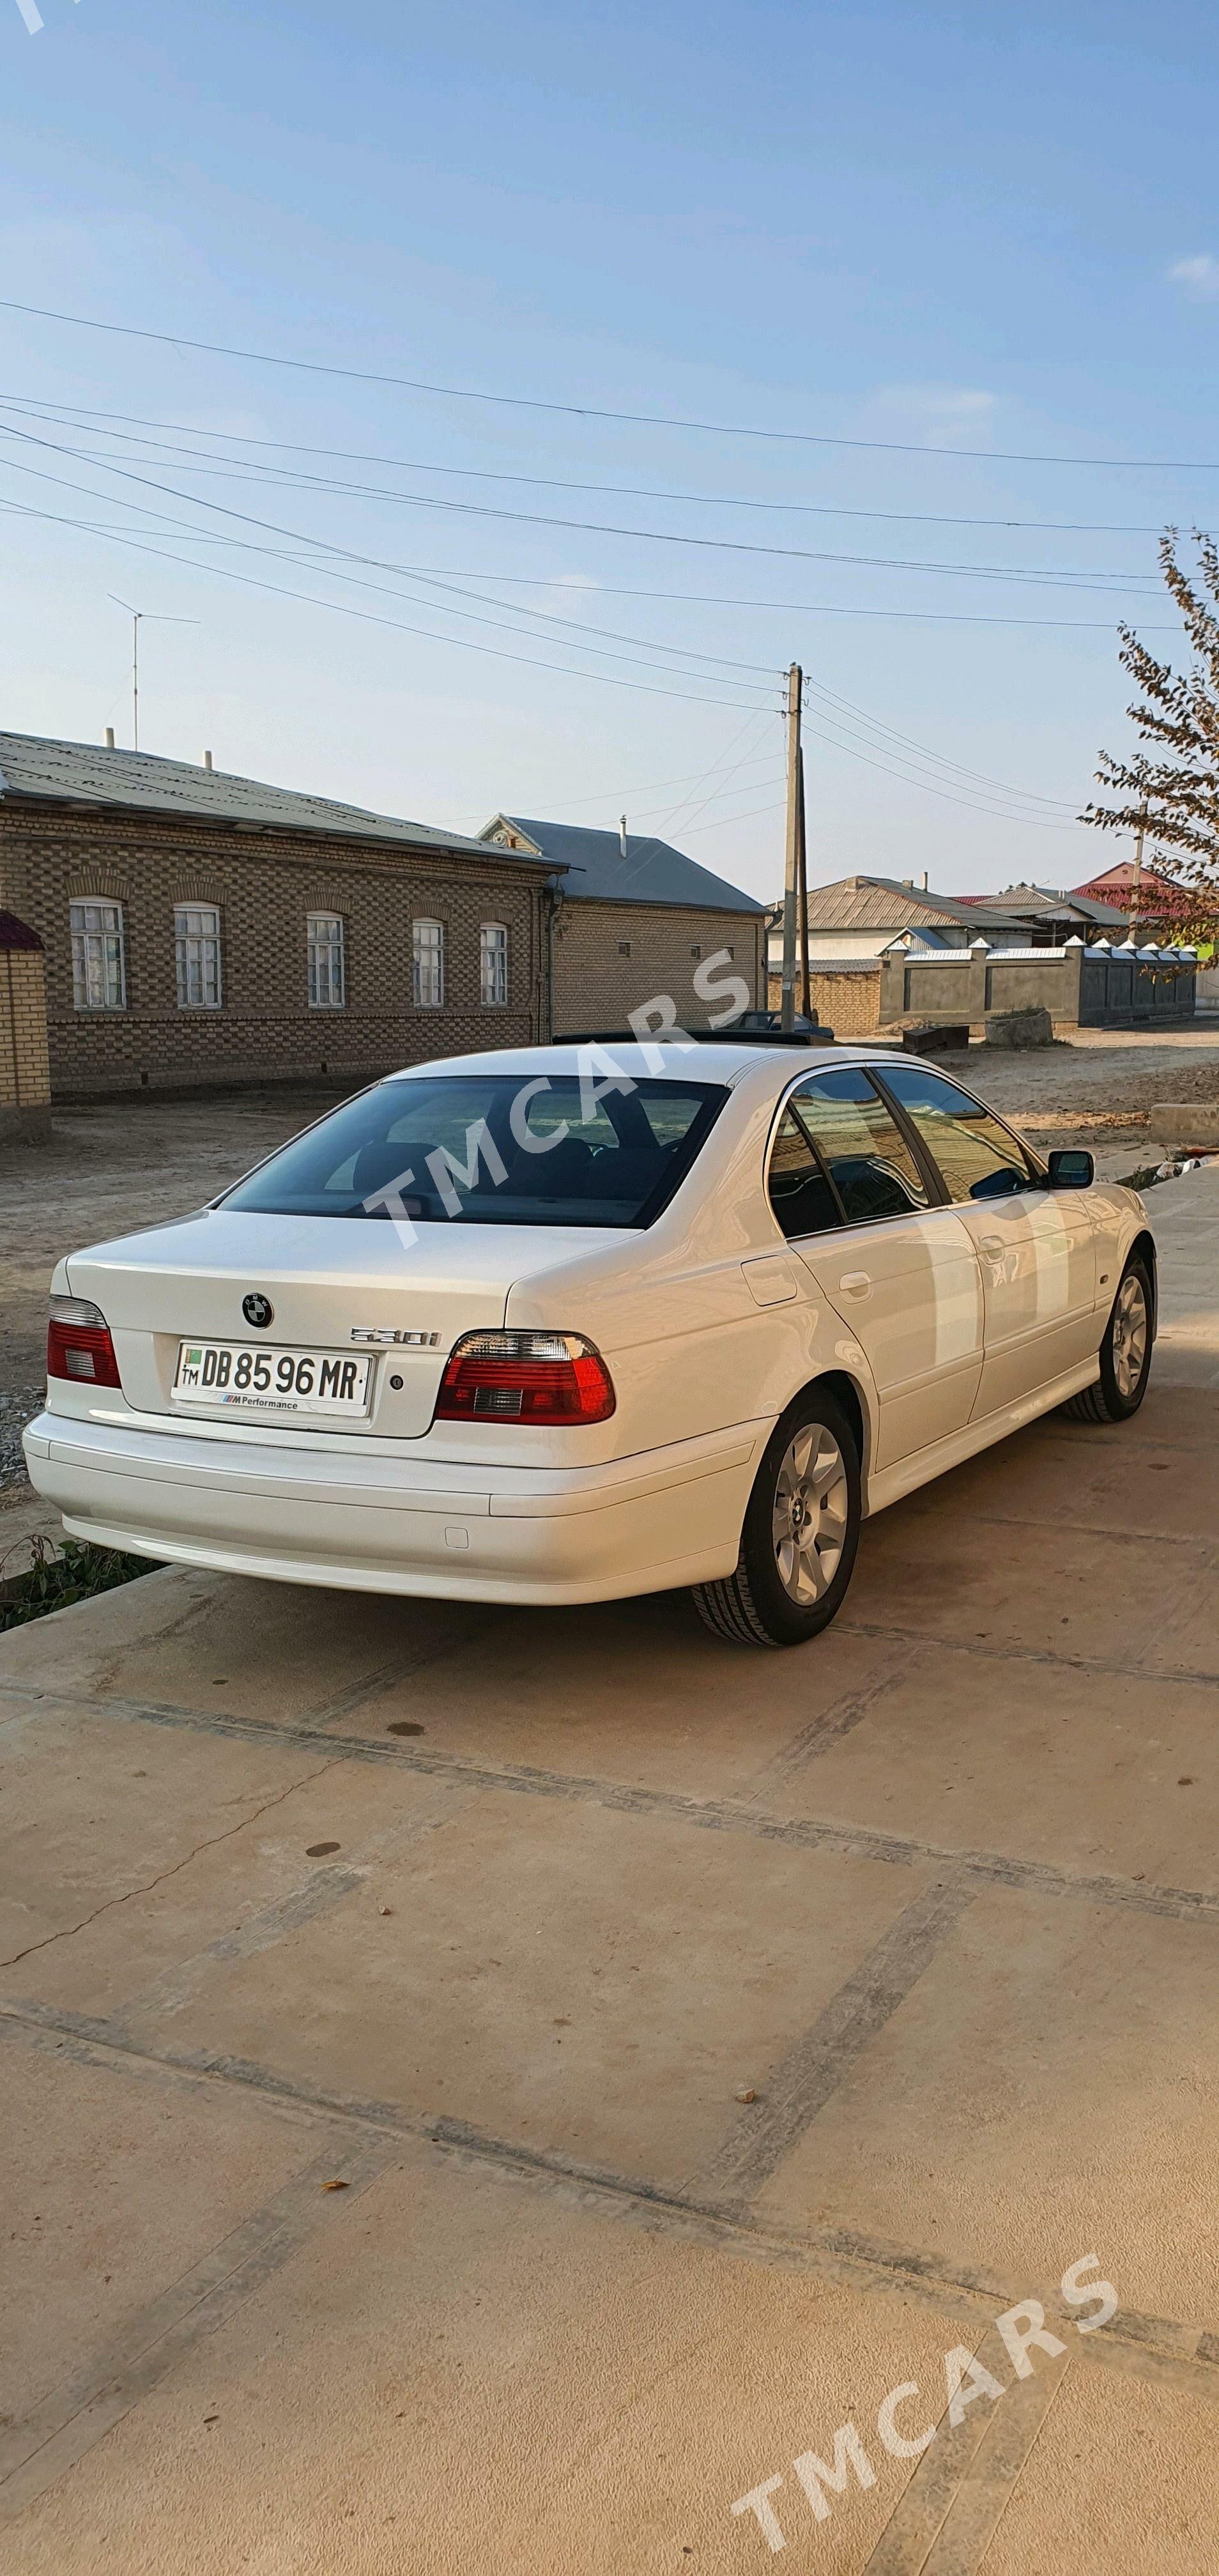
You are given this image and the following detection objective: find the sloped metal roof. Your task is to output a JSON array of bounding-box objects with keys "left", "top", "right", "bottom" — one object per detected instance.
[
  {"left": 795, "top": 875, "right": 1023, "bottom": 933},
  {"left": 961, "top": 880, "right": 1128, "bottom": 927},
  {"left": 482, "top": 815, "right": 765, "bottom": 913},
  {"left": 1070, "top": 863, "right": 1183, "bottom": 907},
  {"left": 0, "top": 732, "right": 546, "bottom": 862}
]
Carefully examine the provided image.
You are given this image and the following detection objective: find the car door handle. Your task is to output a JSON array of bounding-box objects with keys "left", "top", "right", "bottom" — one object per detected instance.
[{"left": 838, "top": 1271, "right": 871, "bottom": 1298}]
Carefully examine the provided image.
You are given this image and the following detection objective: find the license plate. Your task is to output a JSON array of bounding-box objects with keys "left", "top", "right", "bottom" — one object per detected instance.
[{"left": 172, "top": 1340, "right": 372, "bottom": 1417}]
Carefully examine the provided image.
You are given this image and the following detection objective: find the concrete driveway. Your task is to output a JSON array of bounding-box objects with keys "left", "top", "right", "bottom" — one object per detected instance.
[{"left": 3, "top": 1174, "right": 1218, "bottom": 2572}]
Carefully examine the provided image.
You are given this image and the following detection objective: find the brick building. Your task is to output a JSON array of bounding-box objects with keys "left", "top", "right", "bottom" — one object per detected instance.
[
  {"left": 0, "top": 733, "right": 556, "bottom": 1100},
  {"left": 479, "top": 815, "right": 765, "bottom": 1030},
  {"left": 0, "top": 911, "right": 52, "bottom": 1142}
]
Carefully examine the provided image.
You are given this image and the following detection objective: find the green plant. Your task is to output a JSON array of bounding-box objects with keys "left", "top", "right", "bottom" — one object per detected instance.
[
  {"left": 0, "top": 1535, "right": 158, "bottom": 1631},
  {"left": 1082, "top": 530, "right": 1219, "bottom": 947}
]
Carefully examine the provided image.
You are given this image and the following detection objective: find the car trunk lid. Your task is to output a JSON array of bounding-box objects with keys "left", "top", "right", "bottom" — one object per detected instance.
[{"left": 66, "top": 1209, "right": 602, "bottom": 1438}]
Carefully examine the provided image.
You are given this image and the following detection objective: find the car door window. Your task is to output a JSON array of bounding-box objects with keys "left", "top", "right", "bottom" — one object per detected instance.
[
  {"left": 768, "top": 1106, "right": 843, "bottom": 1239},
  {"left": 790, "top": 1068, "right": 929, "bottom": 1223},
  {"left": 880, "top": 1065, "right": 1036, "bottom": 1205}
]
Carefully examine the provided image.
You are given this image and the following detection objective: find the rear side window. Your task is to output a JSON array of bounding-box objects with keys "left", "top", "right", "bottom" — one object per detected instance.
[
  {"left": 768, "top": 1107, "right": 843, "bottom": 1240},
  {"left": 784, "top": 1068, "right": 929, "bottom": 1225},
  {"left": 222, "top": 1073, "right": 728, "bottom": 1227},
  {"left": 880, "top": 1065, "right": 1034, "bottom": 1203}
]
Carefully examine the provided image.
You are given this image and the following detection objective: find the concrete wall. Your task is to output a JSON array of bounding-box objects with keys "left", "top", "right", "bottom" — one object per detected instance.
[
  {"left": 0, "top": 931, "right": 52, "bottom": 1142},
  {"left": 880, "top": 945, "right": 1084, "bottom": 1032},
  {"left": 878, "top": 943, "right": 1198, "bottom": 1033}
]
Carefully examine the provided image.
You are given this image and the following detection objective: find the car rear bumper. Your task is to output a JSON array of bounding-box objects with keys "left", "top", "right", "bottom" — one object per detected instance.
[{"left": 22, "top": 1409, "right": 761, "bottom": 1605}]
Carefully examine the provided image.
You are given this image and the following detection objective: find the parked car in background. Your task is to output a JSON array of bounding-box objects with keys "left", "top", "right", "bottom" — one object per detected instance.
[{"left": 25, "top": 1040, "right": 1155, "bottom": 1647}]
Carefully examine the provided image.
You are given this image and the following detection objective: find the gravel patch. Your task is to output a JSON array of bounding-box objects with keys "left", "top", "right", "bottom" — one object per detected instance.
[{"left": 0, "top": 1384, "right": 43, "bottom": 1492}]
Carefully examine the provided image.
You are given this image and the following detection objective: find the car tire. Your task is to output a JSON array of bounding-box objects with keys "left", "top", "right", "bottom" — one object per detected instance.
[
  {"left": 1062, "top": 1254, "right": 1154, "bottom": 1425},
  {"left": 692, "top": 1387, "right": 862, "bottom": 1648}
]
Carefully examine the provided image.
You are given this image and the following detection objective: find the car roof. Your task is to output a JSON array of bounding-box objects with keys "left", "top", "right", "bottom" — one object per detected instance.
[{"left": 389, "top": 1040, "right": 885, "bottom": 1087}]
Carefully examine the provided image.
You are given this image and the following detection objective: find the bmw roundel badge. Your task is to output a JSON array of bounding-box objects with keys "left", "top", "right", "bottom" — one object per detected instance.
[{"left": 241, "top": 1293, "right": 274, "bottom": 1330}]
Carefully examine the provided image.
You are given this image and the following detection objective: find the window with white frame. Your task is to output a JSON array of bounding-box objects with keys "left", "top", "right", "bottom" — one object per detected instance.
[
  {"left": 70, "top": 900, "right": 126, "bottom": 1011},
  {"left": 413, "top": 917, "right": 445, "bottom": 1008},
  {"left": 307, "top": 912, "right": 346, "bottom": 1009},
  {"left": 174, "top": 904, "right": 222, "bottom": 1009},
  {"left": 480, "top": 921, "right": 508, "bottom": 1006}
]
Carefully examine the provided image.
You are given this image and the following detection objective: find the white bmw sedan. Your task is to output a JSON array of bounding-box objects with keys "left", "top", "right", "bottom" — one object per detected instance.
[{"left": 24, "top": 1039, "right": 1154, "bottom": 1648}]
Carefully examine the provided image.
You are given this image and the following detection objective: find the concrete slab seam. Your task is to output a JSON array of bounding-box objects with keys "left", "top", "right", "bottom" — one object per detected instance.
[
  {"left": 917, "top": 2350, "right": 1070, "bottom": 2576},
  {"left": 838, "top": 1616, "right": 1219, "bottom": 1692},
  {"left": 744, "top": 1642, "right": 917, "bottom": 1797},
  {"left": 3, "top": 1998, "right": 1216, "bottom": 2405},
  {"left": 862, "top": 2327, "right": 1068, "bottom": 2576},
  {"left": 1, "top": 1680, "right": 1216, "bottom": 1930},
  {"left": 0, "top": 2135, "right": 399, "bottom": 2526},
  {"left": 700, "top": 1872, "right": 976, "bottom": 2205}
]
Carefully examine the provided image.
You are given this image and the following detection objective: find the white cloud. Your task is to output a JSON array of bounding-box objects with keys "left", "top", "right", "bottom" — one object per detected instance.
[
  {"left": 864, "top": 384, "right": 998, "bottom": 445},
  {"left": 1168, "top": 255, "right": 1219, "bottom": 298}
]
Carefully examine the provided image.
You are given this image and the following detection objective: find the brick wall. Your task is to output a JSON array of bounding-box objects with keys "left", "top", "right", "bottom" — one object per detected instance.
[
  {"left": 766, "top": 965, "right": 882, "bottom": 1035},
  {"left": 0, "top": 928, "right": 52, "bottom": 1140},
  {"left": 553, "top": 899, "right": 764, "bottom": 1033},
  {"left": 0, "top": 807, "right": 547, "bottom": 1099}
]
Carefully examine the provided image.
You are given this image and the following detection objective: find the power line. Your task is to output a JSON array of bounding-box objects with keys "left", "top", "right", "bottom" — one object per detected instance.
[
  {"left": 0, "top": 489, "right": 1099, "bottom": 829},
  {"left": 0, "top": 498, "right": 765, "bottom": 710},
  {"left": 801, "top": 676, "right": 1078, "bottom": 809},
  {"left": 0, "top": 418, "right": 1177, "bottom": 627},
  {"left": 657, "top": 707, "right": 778, "bottom": 836},
  {"left": 0, "top": 443, "right": 779, "bottom": 694},
  {"left": 0, "top": 393, "right": 1173, "bottom": 536},
  {"left": 7, "top": 484, "right": 1179, "bottom": 627},
  {"left": 0, "top": 414, "right": 1163, "bottom": 594},
  {"left": 682, "top": 798, "right": 787, "bottom": 836},
  {"left": 2, "top": 295, "right": 1217, "bottom": 471},
  {"left": 0, "top": 453, "right": 1095, "bottom": 817},
  {"left": 799, "top": 710, "right": 1085, "bottom": 830}
]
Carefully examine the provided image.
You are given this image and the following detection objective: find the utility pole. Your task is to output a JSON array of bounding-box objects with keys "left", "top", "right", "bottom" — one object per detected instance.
[
  {"left": 108, "top": 597, "right": 199, "bottom": 751},
  {"left": 796, "top": 742, "right": 811, "bottom": 1022},
  {"left": 780, "top": 663, "right": 803, "bottom": 1034}
]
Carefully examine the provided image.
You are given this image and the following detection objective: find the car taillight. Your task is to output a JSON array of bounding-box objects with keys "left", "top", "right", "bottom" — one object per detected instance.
[
  {"left": 434, "top": 1330, "right": 615, "bottom": 1426},
  {"left": 47, "top": 1294, "right": 123, "bottom": 1390}
]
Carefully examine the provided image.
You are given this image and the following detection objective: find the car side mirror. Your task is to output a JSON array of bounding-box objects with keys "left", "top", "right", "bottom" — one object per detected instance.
[{"left": 1047, "top": 1148, "right": 1094, "bottom": 1189}]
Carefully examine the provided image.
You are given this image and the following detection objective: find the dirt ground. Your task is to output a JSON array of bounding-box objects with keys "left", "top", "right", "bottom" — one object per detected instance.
[
  {"left": 0, "top": 1087, "right": 348, "bottom": 1499},
  {"left": 2, "top": 1172, "right": 1217, "bottom": 2570},
  {"left": 938, "top": 1021, "right": 1219, "bottom": 1153}
]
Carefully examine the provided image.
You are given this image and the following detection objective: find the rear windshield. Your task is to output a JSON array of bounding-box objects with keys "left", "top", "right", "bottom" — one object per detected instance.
[{"left": 222, "top": 1073, "right": 729, "bottom": 1227}]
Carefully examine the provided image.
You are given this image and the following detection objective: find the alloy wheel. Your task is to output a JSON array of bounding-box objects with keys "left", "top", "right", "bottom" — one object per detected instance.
[
  {"left": 771, "top": 1422, "right": 850, "bottom": 1604},
  {"left": 1111, "top": 1271, "right": 1148, "bottom": 1400}
]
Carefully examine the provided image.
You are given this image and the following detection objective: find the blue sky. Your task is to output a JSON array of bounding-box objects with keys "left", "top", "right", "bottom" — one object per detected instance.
[{"left": 1, "top": 0, "right": 1216, "bottom": 898}]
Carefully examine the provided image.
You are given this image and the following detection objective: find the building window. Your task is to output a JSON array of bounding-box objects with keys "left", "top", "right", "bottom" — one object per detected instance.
[
  {"left": 480, "top": 921, "right": 508, "bottom": 1006},
  {"left": 413, "top": 917, "right": 445, "bottom": 1008},
  {"left": 690, "top": 944, "right": 702, "bottom": 960},
  {"left": 307, "top": 912, "right": 346, "bottom": 1009},
  {"left": 70, "top": 900, "right": 126, "bottom": 1010},
  {"left": 618, "top": 941, "right": 631, "bottom": 957},
  {"left": 174, "top": 904, "right": 222, "bottom": 1009}
]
